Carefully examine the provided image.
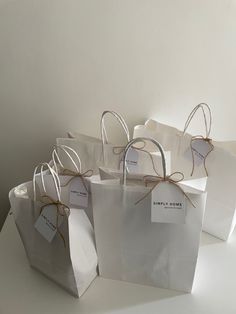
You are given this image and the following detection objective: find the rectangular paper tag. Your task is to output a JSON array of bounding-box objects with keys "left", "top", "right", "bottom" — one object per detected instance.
[
  {"left": 34, "top": 204, "right": 63, "bottom": 242},
  {"left": 185, "top": 139, "right": 212, "bottom": 166},
  {"left": 151, "top": 181, "right": 186, "bottom": 224},
  {"left": 120, "top": 148, "right": 139, "bottom": 173},
  {"left": 69, "top": 177, "right": 89, "bottom": 208}
]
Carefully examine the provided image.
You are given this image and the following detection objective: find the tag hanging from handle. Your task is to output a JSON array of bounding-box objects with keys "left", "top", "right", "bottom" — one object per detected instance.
[
  {"left": 182, "top": 103, "right": 214, "bottom": 176},
  {"left": 33, "top": 162, "right": 69, "bottom": 247},
  {"left": 122, "top": 138, "right": 194, "bottom": 224}
]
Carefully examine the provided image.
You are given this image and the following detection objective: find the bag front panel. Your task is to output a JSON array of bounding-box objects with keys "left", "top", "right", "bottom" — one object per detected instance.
[
  {"left": 91, "top": 181, "right": 205, "bottom": 292},
  {"left": 134, "top": 119, "right": 236, "bottom": 240},
  {"left": 10, "top": 181, "right": 98, "bottom": 297}
]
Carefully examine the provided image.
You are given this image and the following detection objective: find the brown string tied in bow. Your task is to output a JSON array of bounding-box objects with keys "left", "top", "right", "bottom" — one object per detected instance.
[
  {"left": 190, "top": 135, "right": 214, "bottom": 177},
  {"left": 40, "top": 195, "right": 70, "bottom": 248},
  {"left": 113, "top": 141, "right": 160, "bottom": 176},
  {"left": 59, "top": 168, "right": 93, "bottom": 192},
  {"left": 113, "top": 140, "right": 146, "bottom": 155},
  {"left": 135, "top": 171, "right": 195, "bottom": 208}
]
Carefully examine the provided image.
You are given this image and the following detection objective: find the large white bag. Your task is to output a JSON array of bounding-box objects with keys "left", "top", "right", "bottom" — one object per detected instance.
[
  {"left": 133, "top": 104, "right": 236, "bottom": 241},
  {"left": 9, "top": 163, "right": 98, "bottom": 297},
  {"left": 91, "top": 138, "right": 206, "bottom": 293}
]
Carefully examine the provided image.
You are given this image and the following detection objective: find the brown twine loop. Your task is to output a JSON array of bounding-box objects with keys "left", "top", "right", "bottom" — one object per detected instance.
[
  {"left": 113, "top": 141, "right": 160, "bottom": 176},
  {"left": 40, "top": 195, "right": 70, "bottom": 248},
  {"left": 190, "top": 135, "right": 214, "bottom": 177},
  {"left": 59, "top": 168, "right": 93, "bottom": 192},
  {"left": 135, "top": 171, "right": 195, "bottom": 207}
]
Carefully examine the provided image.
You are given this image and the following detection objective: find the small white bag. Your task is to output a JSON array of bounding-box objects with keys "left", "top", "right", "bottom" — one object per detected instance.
[
  {"left": 49, "top": 144, "right": 95, "bottom": 225},
  {"left": 133, "top": 104, "right": 236, "bottom": 241},
  {"left": 133, "top": 104, "right": 213, "bottom": 179},
  {"left": 57, "top": 111, "right": 130, "bottom": 174},
  {"left": 91, "top": 137, "right": 206, "bottom": 293},
  {"left": 9, "top": 163, "right": 98, "bottom": 297}
]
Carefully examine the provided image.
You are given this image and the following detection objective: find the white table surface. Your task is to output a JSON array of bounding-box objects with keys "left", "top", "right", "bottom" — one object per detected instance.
[{"left": 1, "top": 213, "right": 236, "bottom": 314}]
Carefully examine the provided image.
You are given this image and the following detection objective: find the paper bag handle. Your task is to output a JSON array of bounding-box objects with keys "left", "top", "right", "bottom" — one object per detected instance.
[
  {"left": 33, "top": 162, "right": 61, "bottom": 202},
  {"left": 183, "top": 103, "right": 212, "bottom": 138},
  {"left": 122, "top": 137, "right": 166, "bottom": 185},
  {"left": 52, "top": 144, "right": 82, "bottom": 174},
  {"left": 100, "top": 110, "right": 130, "bottom": 145}
]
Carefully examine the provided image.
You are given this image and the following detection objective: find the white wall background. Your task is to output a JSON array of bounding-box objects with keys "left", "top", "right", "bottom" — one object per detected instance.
[{"left": 1, "top": 0, "right": 236, "bottom": 227}]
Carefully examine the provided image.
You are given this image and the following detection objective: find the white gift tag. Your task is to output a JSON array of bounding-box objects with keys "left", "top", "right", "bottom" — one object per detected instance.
[
  {"left": 120, "top": 148, "right": 139, "bottom": 173},
  {"left": 69, "top": 177, "right": 89, "bottom": 208},
  {"left": 34, "top": 204, "right": 63, "bottom": 242},
  {"left": 185, "top": 139, "right": 212, "bottom": 166},
  {"left": 151, "top": 181, "right": 186, "bottom": 224}
]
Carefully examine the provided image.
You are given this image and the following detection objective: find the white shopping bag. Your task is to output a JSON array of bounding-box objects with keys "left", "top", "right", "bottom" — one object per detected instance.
[
  {"left": 57, "top": 111, "right": 130, "bottom": 174},
  {"left": 48, "top": 144, "right": 94, "bottom": 225},
  {"left": 9, "top": 163, "right": 98, "bottom": 297},
  {"left": 91, "top": 137, "right": 206, "bottom": 292},
  {"left": 57, "top": 110, "right": 170, "bottom": 176},
  {"left": 133, "top": 104, "right": 236, "bottom": 240},
  {"left": 133, "top": 104, "right": 214, "bottom": 179}
]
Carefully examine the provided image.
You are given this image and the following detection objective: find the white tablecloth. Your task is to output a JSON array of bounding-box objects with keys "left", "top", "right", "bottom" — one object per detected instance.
[{"left": 0, "top": 213, "right": 236, "bottom": 314}]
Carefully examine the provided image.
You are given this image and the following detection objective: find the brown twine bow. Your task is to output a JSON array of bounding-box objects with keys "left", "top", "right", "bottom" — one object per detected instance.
[
  {"left": 40, "top": 195, "right": 70, "bottom": 248},
  {"left": 134, "top": 172, "right": 195, "bottom": 207},
  {"left": 59, "top": 168, "right": 93, "bottom": 192},
  {"left": 113, "top": 142, "right": 160, "bottom": 176},
  {"left": 190, "top": 135, "right": 214, "bottom": 177},
  {"left": 113, "top": 140, "right": 146, "bottom": 154}
]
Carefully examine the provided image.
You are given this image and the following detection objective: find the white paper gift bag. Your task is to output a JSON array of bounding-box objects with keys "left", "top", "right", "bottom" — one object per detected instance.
[
  {"left": 91, "top": 137, "right": 206, "bottom": 293},
  {"left": 56, "top": 111, "right": 130, "bottom": 174},
  {"left": 134, "top": 104, "right": 236, "bottom": 240},
  {"left": 49, "top": 144, "right": 94, "bottom": 225},
  {"left": 57, "top": 110, "right": 170, "bottom": 176},
  {"left": 133, "top": 104, "right": 213, "bottom": 179},
  {"left": 9, "top": 163, "right": 98, "bottom": 297}
]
